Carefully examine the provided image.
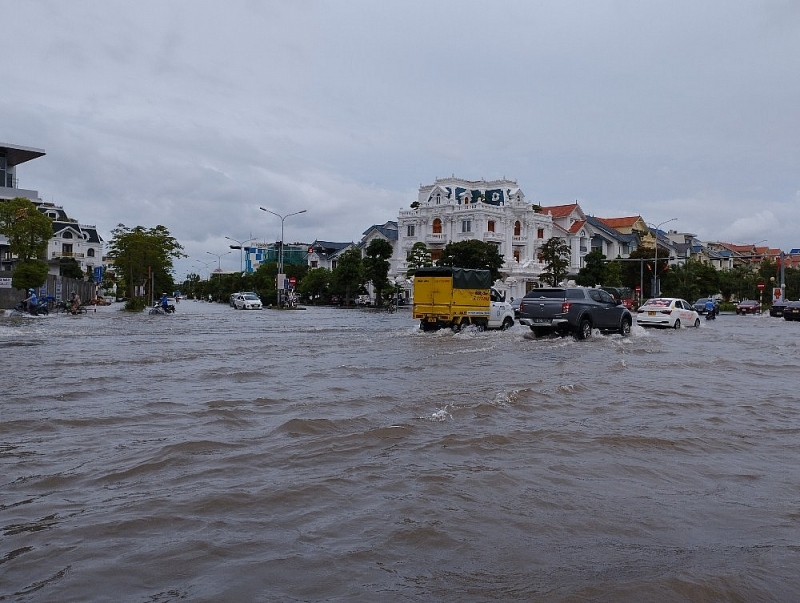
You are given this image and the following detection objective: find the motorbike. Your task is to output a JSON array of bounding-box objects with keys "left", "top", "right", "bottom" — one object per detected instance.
[
  {"left": 149, "top": 303, "right": 176, "bottom": 315},
  {"left": 14, "top": 300, "right": 49, "bottom": 316},
  {"left": 705, "top": 307, "right": 716, "bottom": 320}
]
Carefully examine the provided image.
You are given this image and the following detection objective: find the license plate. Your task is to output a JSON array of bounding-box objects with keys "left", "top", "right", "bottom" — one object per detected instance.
[
  {"left": 532, "top": 318, "right": 549, "bottom": 324},
  {"left": 647, "top": 311, "right": 656, "bottom": 316}
]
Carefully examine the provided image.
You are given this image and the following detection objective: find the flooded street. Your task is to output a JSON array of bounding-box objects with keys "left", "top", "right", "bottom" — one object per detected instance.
[{"left": 3, "top": 302, "right": 800, "bottom": 602}]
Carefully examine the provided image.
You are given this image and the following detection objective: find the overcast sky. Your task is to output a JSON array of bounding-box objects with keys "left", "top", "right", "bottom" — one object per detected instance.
[{"left": 6, "top": 0, "right": 800, "bottom": 277}]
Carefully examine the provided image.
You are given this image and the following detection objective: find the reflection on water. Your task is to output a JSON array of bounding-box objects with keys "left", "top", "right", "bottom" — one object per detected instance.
[{"left": 3, "top": 303, "right": 800, "bottom": 602}]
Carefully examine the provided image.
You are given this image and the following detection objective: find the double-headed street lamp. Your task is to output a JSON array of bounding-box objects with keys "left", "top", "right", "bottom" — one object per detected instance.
[
  {"left": 649, "top": 218, "right": 677, "bottom": 297},
  {"left": 259, "top": 207, "right": 307, "bottom": 306},
  {"left": 225, "top": 236, "right": 256, "bottom": 274},
  {"left": 193, "top": 259, "right": 214, "bottom": 281},
  {"left": 206, "top": 250, "right": 232, "bottom": 278}
]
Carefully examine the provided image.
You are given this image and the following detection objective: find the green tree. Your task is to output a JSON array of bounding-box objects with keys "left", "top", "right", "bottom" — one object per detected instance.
[
  {"left": 363, "top": 238, "right": 394, "bottom": 307},
  {"left": 0, "top": 197, "right": 53, "bottom": 261},
  {"left": 661, "top": 259, "right": 719, "bottom": 301},
  {"left": 0, "top": 197, "right": 53, "bottom": 291},
  {"left": 575, "top": 250, "right": 607, "bottom": 286},
  {"left": 539, "top": 237, "right": 571, "bottom": 286},
  {"left": 605, "top": 259, "right": 622, "bottom": 287},
  {"left": 298, "top": 267, "right": 331, "bottom": 304},
  {"left": 59, "top": 257, "right": 84, "bottom": 279},
  {"left": 405, "top": 241, "right": 432, "bottom": 277},
  {"left": 11, "top": 260, "right": 49, "bottom": 292},
  {"left": 107, "top": 224, "right": 184, "bottom": 310},
  {"left": 331, "top": 247, "right": 363, "bottom": 305},
  {"left": 437, "top": 239, "right": 504, "bottom": 282}
]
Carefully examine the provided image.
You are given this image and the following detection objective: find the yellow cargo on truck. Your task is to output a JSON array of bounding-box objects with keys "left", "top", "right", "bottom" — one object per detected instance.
[{"left": 413, "top": 267, "right": 514, "bottom": 331}]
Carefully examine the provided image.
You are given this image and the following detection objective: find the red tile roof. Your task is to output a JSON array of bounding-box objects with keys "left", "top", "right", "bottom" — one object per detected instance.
[
  {"left": 596, "top": 216, "right": 641, "bottom": 229},
  {"left": 538, "top": 203, "right": 579, "bottom": 218}
]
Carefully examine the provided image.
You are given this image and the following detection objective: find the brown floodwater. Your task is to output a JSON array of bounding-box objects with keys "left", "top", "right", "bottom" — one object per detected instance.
[{"left": 2, "top": 301, "right": 799, "bottom": 602}]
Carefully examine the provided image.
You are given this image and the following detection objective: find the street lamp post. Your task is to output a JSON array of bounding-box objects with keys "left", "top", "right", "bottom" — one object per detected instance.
[
  {"left": 259, "top": 207, "right": 307, "bottom": 306},
  {"left": 225, "top": 236, "right": 256, "bottom": 274},
  {"left": 649, "top": 218, "right": 677, "bottom": 297},
  {"left": 193, "top": 260, "right": 214, "bottom": 281},
  {"left": 206, "top": 251, "right": 232, "bottom": 278}
]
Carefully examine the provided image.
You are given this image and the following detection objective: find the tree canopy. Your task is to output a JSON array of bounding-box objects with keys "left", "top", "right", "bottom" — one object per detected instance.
[
  {"left": 330, "top": 247, "right": 363, "bottom": 305},
  {"left": 405, "top": 242, "right": 432, "bottom": 276},
  {"left": 107, "top": 224, "right": 184, "bottom": 308},
  {"left": 0, "top": 197, "right": 53, "bottom": 290},
  {"left": 538, "top": 237, "right": 571, "bottom": 286},
  {"left": 437, "top": 239, "right": 504, "bottom": 282},
  {"left": 574, "top": 250, "right": 607, "bottom": 287},
  {"left": 362, "top": 238, "right": 394, "bottom": 306}
]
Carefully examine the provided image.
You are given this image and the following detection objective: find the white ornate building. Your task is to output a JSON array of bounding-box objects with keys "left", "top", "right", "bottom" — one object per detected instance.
[{"left": 395, "top": 177, "right": 559, "bottom": 299}]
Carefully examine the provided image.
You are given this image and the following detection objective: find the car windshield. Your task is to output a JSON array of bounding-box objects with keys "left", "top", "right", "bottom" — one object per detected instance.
[
  {"left": 243, "top": 294, "right": 259, "bottom": 300},
  {"left": 641, "top": 298, "right": 673, "bottom": 308}
]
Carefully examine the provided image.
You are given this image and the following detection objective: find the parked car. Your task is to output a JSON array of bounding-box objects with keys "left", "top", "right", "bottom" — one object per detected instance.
[
  {"left": 783, "top": 301, "right": 800, "bottom": 321},
  {"left": 233, "top": 293, "right": 263, "bottom": 310},
  {"left": 693, "top": 297, "right": 720, "bottom": 315},
  {"left": 636, "top": 298, "right": 701, "bottom": 329},
  {"left": 355, "top": 295, "right": 372, "bottom": 307},
  {"left": 736, "top": 300, "right": 761, "bottom": 315}
]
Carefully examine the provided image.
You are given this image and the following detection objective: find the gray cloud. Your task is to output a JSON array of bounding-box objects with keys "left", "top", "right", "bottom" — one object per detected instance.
[{"left": 6, "top": 0, "right": 799, "bottom": 278}]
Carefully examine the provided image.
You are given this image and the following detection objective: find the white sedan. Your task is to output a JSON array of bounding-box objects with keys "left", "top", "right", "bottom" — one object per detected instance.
[
  {"left": 636, "top": 297, "right": 701, "bottom": 329},
  {"left": 233, "top": 293, "right": 263, "bottom": 310}
]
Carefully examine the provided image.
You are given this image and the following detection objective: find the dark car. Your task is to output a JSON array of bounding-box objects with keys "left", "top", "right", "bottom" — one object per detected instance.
[
  {"left": 693, "top": 297, "right": 720, "bottom": 315},
  {"left": 518, "top": 286, "right": 632, "bottom": 339},
  {"left": 783, "top": 301, "right": 800, "bottom": 321},
  {"left": 736, "top": 300, "right": 761, "bottom": 315},
  {"left": 770, "top": 301, "right": 788, "bottom": 317}
]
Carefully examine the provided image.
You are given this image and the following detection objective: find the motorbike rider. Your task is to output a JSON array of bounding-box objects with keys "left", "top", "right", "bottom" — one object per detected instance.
[
  {"left": 159, "top": 292, "right": 170, "bottom": 313},
  {"left": 704, "top": 298, "right": 716, "bottom": 318},
  {"left": 70, "top": 290, "right": 81, "bottom": 314},
  {"left": 23, "top": 288, "right": 39, "bottom": 314}
]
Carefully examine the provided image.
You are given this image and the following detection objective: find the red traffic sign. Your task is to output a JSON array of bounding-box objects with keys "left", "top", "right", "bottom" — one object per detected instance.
[
  {"left": 635, "top": 285, "right": 641, "bottom": 292},
  {"left": 757, "top": 282, "right": 765, "bottom": 290},
  {"left": 289, "top": 277, "right": 297, "bottom": 286}
]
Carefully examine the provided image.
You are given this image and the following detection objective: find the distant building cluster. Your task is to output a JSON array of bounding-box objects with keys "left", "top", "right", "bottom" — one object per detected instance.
[{"left": 2, "top": 143, "right": 797, "bottom": 302}]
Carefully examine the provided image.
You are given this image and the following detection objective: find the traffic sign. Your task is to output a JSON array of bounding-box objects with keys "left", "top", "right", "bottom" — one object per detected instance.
[{"left": 757, "top": 281, "right": 765, "bottom": 290}]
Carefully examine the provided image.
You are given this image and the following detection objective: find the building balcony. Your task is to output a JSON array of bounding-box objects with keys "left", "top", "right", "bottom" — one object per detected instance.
[
  {"left": 425, "top": 233, "right": 446, "bottom": 244},
  {"left": 512, "top": 235, "right": 527, "bottom": 244},
  {"left": 51, "top": 251, "right": 85, "bottom": 259},
  {"left": 483, "top": 231, "right": 504, "bottom": 243}
]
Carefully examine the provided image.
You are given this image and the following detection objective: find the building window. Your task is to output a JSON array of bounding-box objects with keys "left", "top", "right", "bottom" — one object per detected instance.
[
  {"left": 87, "top": 248, "right": 95, "bottom": 257},
  {"left": 331, "top": 260, "right": 337, "bottom": 270},
  {"left": 514, "top": 221, "right": 521, "bottom": 236},
  {"left": 462, "top": 220, "right": 471, "bottom": 233},
  {"left": 513, "top": 250, "right": 520, "bottom": 262},
  {"left": 487, "top": 220, "right": 495, "bottom": 232},
  {"left": 310, "top": 260, "right": 318, "bottom": 268},
  {"left": 432, "top": 218, "right": 442, "bottom": 234},
  {"left": 407, "top": 224, "right": 415, "bottom": 237},
  {"left": 537, "top": 228, "right": 544, "bottom": 239},
  {"left": 63, "top": 231, "right": 73, "bottom": 239}
]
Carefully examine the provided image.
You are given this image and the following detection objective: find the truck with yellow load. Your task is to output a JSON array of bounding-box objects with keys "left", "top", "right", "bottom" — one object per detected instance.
[{"left": 412, "top": 267, "right": 515, "bottom": 331}]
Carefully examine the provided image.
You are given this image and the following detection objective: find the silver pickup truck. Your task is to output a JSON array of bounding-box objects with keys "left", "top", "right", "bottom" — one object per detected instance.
[{"left": 518, "top": 286, "right": 633, "bottom": 339}]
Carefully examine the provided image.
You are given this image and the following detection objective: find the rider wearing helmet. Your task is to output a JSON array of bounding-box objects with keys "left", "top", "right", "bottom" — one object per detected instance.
[
  {"left": 160, "top": 292, "right": 170, "bottom": 312},
  {"left": 704, "top": 297, "right": 716, "bottom": 317},
  {"left": 23, "top": 288, "right": 39, "bottom": 314}
]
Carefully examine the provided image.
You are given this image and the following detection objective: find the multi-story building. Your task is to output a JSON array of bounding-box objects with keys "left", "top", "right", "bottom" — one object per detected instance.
[
  {"left": 396, "top": 177, "right": 556, "bottom": 299},
  {"left": 1, "top": 142, "right": 103, "bottom": 277}
]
